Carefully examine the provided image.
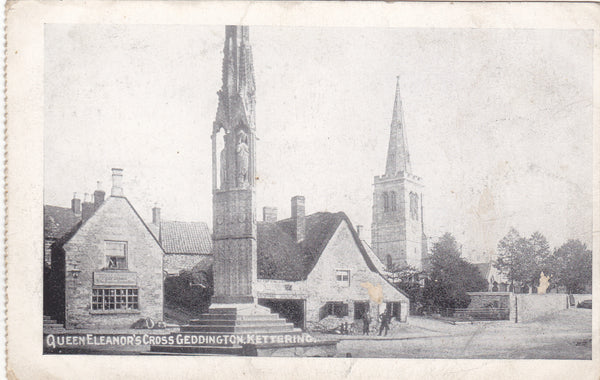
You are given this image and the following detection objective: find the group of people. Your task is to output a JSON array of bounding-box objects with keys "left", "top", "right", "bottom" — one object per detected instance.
[{"left": 361, "top": 311, "right": 392, "bottom": 336}]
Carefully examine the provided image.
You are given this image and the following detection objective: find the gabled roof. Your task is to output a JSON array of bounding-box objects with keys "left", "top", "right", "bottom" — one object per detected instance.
[
  {"left": 44, "top": 205, "right": 81, "bottom": 240},
  {"left": 361, "top": 240, "right": 388, "bottom": 274},
  {"left": 159, "top": 221, "right": 212, "bottom": 255},
  {"left": 474, "top": 262, "right": 491, "bottom": 279},
  {"left": 257, "top": 212, "right": 379, "bottom": 281},
  {"left": 45, "top": 197, "right": 165, "bottom": 254}
]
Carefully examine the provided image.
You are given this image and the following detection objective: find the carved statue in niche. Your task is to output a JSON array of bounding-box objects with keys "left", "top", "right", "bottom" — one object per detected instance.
[
  {"left": 219, "top": 134, "right": 227, "bottom": 189},
  {"left": 236, "top": 129, "right": 249, "bottom": 187}
]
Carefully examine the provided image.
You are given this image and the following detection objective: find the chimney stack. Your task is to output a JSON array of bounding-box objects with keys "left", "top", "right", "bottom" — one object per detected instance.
[
  {"left": 94, "top": 181, "right": 105, "bottom": 210},
  {"left": 111, "top": 168, "right": 124, "bottom": 196},
  {"left": 262, "top": 207, "right": 278, "bottom": 223},
  {"left": 71, "top": 192, "right": 81, "bottom": 214},
  {"left": 291, "top": 196, "right": 305, "bottom": 242},
  {"left": 152, "top": 204, "right": 161, "bottom": 225},
  {"left": 356, "top": 225, "right": 363, "bottom": 239},
  {"left": 81, "top": 192, "right": 94, "bottom": 221}
]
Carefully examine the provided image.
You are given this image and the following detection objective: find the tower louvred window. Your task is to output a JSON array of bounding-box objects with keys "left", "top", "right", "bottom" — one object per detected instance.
[
  {"left": 383, "top": 192, "right": 390, "bottom": 212},
  {"left": 390, "top": 191, "right": 397, "bottom": 211}
]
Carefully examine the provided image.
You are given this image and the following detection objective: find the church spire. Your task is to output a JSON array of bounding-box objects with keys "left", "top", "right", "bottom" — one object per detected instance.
[{"left": 385, "top": 76, "right": 411, "bottom": 176}]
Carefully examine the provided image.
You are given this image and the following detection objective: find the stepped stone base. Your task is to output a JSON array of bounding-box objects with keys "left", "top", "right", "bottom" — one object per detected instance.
[{"left": 150, "top": 304, "right": 337, "bottom": 357}]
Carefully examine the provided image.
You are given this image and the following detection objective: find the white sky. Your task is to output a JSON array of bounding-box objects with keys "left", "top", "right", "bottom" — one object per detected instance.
[{"left": 44, "top": 25, "right": 593, "bottom": 262}]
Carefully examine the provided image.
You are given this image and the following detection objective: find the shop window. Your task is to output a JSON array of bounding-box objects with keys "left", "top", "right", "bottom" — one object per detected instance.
[
  {"left": 105, "top": 241, "right": 127, "bottom": 269},
  {"left": 335, "top": 269, "right": 350, "bottom": 286},
  {"left": 92, "top": 288, "right": 138, "bottom": 311},
  {"left": 325, "top": 302, "right": 348, "bottom": 318}
]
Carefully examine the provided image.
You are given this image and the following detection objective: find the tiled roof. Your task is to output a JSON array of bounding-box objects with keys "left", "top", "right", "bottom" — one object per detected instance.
[
  {"left": 160, "top": 221, "right": 212, "bottom": 255},
  {"left": 257, "top": 212, "right": 378, "bottom": 281},
  {"left": 44, "top": 205, "right": 81, "bottom": 240}
]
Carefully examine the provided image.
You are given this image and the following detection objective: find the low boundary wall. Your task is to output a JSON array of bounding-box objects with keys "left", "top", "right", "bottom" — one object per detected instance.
[{"left": 468, "top": 292, "right": 574, "bottom": 323}]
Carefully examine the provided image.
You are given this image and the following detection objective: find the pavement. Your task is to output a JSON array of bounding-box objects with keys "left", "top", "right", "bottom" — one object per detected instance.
[{"left": 314, "top": 308, "right": 592, "bottom": 359}]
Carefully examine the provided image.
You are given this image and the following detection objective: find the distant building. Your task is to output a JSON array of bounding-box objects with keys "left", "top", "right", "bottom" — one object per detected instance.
[
  {"left": 256, "top": 197, "right": 409, "bottom": 329},
  {"left": 46, "top": 169, "right": 164, "bottom": 329},
  {"left": 474, "top": 261, "right": 510, "bottom": 292},
  {"left": 371, "top": 78, "right": 428, "bottom": 271},
  {"left": 44, "top": 201, "right": 82, "bottom": 268},
  {"left": 148, "top": 207, "right": 213, "bottom": 276}
]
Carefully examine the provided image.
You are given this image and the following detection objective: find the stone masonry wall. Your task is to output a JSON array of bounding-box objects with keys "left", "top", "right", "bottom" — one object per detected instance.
[
  {"left": 514, "top": 294, "right": 568, "bottom": 323},
  {"left": 371, "top": 175, "right": 424, "bottom": 270},
  {"left": 164, "top": 254, "right": 212, "bottom": 275},
  {"left": 63, "top": 197, "right": 163, "bottom": 329}
]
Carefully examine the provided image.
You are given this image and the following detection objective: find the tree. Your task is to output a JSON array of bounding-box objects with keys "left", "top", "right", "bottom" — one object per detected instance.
[
  {"left": 385, "top": 264, "right": 424, "bottom": 313},
  {"left": 422, "top": 233, "right": 488, "bottom": 310},
  {"left": 495, "top": 228, "right": 551, "bottom": 291},
  {"left": 550, "top": 240, "right": 592, "bottom": 294}
]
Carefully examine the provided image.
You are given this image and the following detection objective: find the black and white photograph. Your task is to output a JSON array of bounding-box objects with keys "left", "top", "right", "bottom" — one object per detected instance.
[{"left": 5, "top": 1, "right": 599, "bottom": 378}]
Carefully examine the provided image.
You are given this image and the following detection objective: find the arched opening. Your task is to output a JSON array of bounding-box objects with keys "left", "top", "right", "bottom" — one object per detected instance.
[
  {"left": 390, "top": 191, "right": 397, "bottom": 211},
  {"left": 383, "top": 192, "right": 389, "bottom": 212}
]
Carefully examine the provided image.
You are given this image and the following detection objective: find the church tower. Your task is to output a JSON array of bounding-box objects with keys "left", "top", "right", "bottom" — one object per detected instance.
[
  {"left": 211, "top": 26, "right": 257, "bottom": 305},
  {"left": 371, "top": 77, "right": 427, "bottom": 270}
]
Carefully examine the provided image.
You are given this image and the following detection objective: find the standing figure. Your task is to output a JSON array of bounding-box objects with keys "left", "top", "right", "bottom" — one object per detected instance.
[
  {"left": 219, "top": 136, "right": 227, "bottom": 189},
  {"left": 362, "top": 313, "right": 371, "bottom": 335},
  {"left": 236, "top": 129, "right": 249, "bottom": 187},
  {"left": 378, "top": 311, "right": 390, "bottom": 336}
]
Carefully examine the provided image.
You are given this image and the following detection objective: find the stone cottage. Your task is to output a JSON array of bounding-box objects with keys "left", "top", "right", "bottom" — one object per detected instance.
[
  {"left": 148, "top": 207, "right": 213, "bottom": 276},
  {"left": 47, "top": 169, "right": 164, "bottom": 329},
  {"left": 255, "top": 196, "right": 409, "bottom": 329}
]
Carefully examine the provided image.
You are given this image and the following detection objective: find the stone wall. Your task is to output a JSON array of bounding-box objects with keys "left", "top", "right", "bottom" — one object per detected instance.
[
  {"left": 514, "top": 294, "right": 568, "bottom": 322},
  {"left": 571, "top": 294, "right": 592, "bottom": 306},
  {"left": 63, "top": 197, "right": 163, "bottom": 329},
  {"left": 467, "top": 292, "right": 571, "bottom": 322},
  {"left": 164, "top": 254, "right": 212, "bottom": 275},
  {"left": 467, "top": 292, "right": 511, "bottom": 309}
]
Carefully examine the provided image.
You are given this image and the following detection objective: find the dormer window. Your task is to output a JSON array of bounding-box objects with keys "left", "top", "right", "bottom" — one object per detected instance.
[{"left": 105, "top": 241, "right": 127, "bottom": 270}]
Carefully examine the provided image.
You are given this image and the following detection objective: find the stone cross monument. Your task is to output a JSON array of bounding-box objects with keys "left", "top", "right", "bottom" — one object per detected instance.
[
  {"left": 151, "top": 26, "right": 336, "bottom": 355},
  {"left": 211, "top": 25, "right": 258, "bottom": 307}
]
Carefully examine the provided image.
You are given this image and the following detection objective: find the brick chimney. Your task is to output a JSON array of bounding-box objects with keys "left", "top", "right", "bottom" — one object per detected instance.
[
  {"left": 262, "top": 207, "right": 278, "bottom": 223},
  {"left": 81, "top": 193, "right": 94, "bottom": 221},
  {"left": 152, "top": 204, "right": 161, "bottom": 225},
  {"left": 291, "top": 196, "right": 305, "bottom": 242},
  {"left": 356, "top": 225, "right": 363, "bottom": 239},
  {"left": 71, "top": 192, "right": 81, "bottom": 214},
  {"left": 93, "top": 181, "right": 105, "bottom": 211},
  {"left": 111, "top": 168, "right": 124, "bottom": 196}
]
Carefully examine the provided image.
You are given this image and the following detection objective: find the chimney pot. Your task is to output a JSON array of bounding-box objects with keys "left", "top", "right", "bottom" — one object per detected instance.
[
  {"left": 81, "top": 193, "right": 94, "bottom": 221},
  {"left": 111, "top": 168, "right": 124, "bottom": 196},
  {"left": 357, "top": 225, "right": 363, "bottom": 238},
  {"left": 291, "top": 196, "right": 305, "bottom": 242},
  {"left": 71, "top": 192, "right": 81, "bottom": 214},
  {"left": 93, "top": 181, "right": 105, "bottom": 210},
  {"left": 152, "top": 205, "right": 161, "bottom": 225},
  {"left": 262, "top": 207, "right": 278, "bottom": 223}
]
